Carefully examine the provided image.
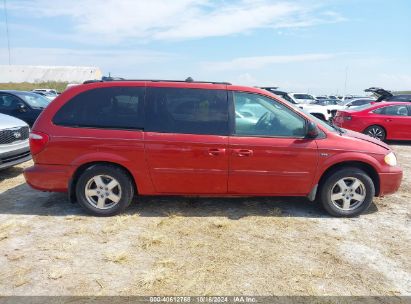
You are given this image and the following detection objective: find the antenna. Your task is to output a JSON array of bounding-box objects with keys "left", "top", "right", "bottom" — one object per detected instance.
[{"left": 3, "top": 0, "right": 11, "bottom": 65}]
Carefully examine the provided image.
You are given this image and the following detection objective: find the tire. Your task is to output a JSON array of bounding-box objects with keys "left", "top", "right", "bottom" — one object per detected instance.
[
  {"left": 364, "top": 125, "right": 386, "bottom": 141},
  {"left": 75, "top": 164, "right": 134, "bottom": 216},
  {"left": 319, "top": 167, "right": 375, "bottom": 217}
]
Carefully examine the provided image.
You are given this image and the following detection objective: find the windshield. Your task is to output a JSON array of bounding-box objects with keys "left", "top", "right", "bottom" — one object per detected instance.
[
  {"left": 15, "top": 92, "right": 50, "bottom": 108},
  {"left": 294, "top": 94, "right": 315, "bottom": 100}
]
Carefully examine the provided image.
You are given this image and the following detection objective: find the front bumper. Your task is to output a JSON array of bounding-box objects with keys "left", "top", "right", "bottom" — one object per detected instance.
[
  {"left": 0, "top": 146, "right": 31, "bottom": 170},
  {"left": 24, "top": 164, "right": 72, "bottom": 192},
  {"left": 378, "top": 169, "right": 403, "bottom": 196}
]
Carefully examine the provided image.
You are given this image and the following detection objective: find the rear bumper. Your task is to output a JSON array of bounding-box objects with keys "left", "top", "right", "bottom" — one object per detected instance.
[
  {"left": 378, "top": 169, "right": 403, "bottom": 196},
  {"left": 0, "top": 146, "right": 31, "bottom": 170},
  {"left": 24, "top": 164, "right": 72, "bottom": 192}
]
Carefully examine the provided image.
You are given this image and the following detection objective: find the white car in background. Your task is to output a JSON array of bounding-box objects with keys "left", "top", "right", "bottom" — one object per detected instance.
[
  {"left": 298, "top": 99, "right": 345, "bottom": 121},
  {"left": 289, "top": 93, "right": 317, "bottom": 104},
  {"left": 31, "top": 89, "right": 59, "bottom": 101},
  {"left": 341, "top": 98, "right": 375, "bottom": 109},
  {"left": 32, "top": 89, "right": 58, "bottom": 95},
  {"left": 0, "top": 113, "right": 31, "bottom": 170}
]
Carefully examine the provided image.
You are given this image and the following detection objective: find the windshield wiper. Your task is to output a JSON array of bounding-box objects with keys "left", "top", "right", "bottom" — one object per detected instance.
[{"left": 330, "top": 123, "right": 344, "bottom": 134}]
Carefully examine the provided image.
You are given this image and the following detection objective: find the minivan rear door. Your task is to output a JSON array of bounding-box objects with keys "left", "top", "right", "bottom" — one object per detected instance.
[{"left": 144, "top": 86, "right": 229, "bottom": 194}]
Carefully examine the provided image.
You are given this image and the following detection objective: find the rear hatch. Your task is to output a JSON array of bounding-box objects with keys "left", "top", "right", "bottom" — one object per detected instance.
[{"left": 364, "top": 87, "right": 393, "bottom": 102}]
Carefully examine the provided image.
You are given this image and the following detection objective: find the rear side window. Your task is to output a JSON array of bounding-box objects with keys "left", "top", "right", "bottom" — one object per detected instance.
[
  {"left": 373, "top": 105, "right": 409, "bottom": 116},
  {"left": 53, "top": 87, "right": 145, "bottom": 129},
  {"left": 145, "top": 87, "right": 228, "bottom": 135}
]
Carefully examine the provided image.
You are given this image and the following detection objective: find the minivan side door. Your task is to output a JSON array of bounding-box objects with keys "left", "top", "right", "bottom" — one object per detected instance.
[
  {"left": 228, "top": 92, "right": 319, "bottom": 195},
  {"left": 144, "top": 86, "right": 229, "bottom": 194}
]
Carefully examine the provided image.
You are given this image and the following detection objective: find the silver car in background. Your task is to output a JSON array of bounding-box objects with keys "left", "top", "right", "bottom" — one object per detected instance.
[{"left": 0, "top": 113, "right": 31, "bottom": 170}]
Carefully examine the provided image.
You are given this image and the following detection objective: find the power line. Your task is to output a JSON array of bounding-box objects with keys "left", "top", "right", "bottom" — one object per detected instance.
[{"left": 3, "top": 0, "right": 11, "bottom": 65}]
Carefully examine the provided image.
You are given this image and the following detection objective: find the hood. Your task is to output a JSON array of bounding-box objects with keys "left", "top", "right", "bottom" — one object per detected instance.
[
  {"left": 0, "top": 113, "right": 28, "bottom": 130},
  {"left": 343, "top": 129, "right": 390, "bottom": 150}
]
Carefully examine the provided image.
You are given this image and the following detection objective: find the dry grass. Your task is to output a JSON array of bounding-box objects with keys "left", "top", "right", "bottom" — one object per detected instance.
[
  {"left": 103, "top": 252, "right": 131, "bottom": 264},
  {"left": 139, "top": 233, "right": 164, "bottom": 249},
  {"left": 0, "top": 81, "right": 68, "bottom": 92}
]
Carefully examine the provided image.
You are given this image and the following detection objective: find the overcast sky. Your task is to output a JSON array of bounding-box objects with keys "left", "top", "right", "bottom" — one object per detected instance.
[{"left": 1, "top": 0, "right": 410, "bottom": 94}]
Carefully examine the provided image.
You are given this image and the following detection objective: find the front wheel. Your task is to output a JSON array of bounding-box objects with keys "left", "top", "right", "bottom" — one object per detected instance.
[
  {"left": 319, "top": 167, "right": 375, "bottom": 217},
  {"left": 75, "top": 164, "right": 134, "bottom": 216},
  {"left": 364, "top": 125, "right": 386, "bottom": 141}
]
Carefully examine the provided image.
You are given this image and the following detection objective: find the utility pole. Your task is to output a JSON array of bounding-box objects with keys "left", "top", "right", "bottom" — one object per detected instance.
[
  {"left": 3, "top": 0, "right": 11, "bottom": 65},
  {"left": 343, "top": 65, "right": 349, "bottom": 99}
]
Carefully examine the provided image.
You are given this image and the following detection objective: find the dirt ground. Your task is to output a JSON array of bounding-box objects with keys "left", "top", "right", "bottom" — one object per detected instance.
[{"left": 0, "top": 143, "right": 410, "bottom": 296}]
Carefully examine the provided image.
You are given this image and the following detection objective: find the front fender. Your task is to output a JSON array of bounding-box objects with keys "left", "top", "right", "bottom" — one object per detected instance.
[{"left": 313, "top": 151, "right": 383, "bottom": 184}]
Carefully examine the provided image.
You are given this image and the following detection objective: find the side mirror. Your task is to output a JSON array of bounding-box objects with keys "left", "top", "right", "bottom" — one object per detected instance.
[
  {"left": 305, "top": 121, "right": 319, "bottom": 139},
  {"left": 17, "top": 103, "right": 27, "bottom": 112}
]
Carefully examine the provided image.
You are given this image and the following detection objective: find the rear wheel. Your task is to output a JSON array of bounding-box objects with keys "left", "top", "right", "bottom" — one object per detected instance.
[
  {"left": 319, "top": 167, "right": 375, "bottom": 217},
  {"left": 364, "top": 125, "right": 386, "bottom": 141},
  {"left": 75, "top": 164, "right": 134, "bottom": 216}
]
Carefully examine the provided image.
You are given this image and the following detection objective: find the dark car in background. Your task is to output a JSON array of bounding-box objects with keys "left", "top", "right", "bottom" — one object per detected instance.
[
  {"left": 0, "top": 91, "right": 51, "bottom": 127},
  {"left": 365, "top": 87, "right": 411, "bottom": 103}
]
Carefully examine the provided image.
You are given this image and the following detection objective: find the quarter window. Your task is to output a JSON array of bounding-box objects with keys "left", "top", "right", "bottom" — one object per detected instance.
[
  {"left": 145, "top": 87, "right": 228, "bottom": 135},
  {"left": 234, "top": 92, "right": 306, "bottom": 137},
  {"left": 53, "top": 87, "right": 145, "bottom": 129}
]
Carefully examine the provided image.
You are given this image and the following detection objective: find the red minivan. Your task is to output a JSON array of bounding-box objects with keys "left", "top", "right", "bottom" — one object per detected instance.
[{"left": 24, "top": 79, "right": 403, "bottom": 217}]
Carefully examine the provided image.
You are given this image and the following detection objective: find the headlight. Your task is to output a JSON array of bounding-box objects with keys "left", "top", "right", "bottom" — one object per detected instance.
[{"left": 384, "top": 152, "right": 397, "bottom": 166}]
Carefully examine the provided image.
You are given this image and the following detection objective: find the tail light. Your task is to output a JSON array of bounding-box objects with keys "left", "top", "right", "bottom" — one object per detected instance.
[{"left": 29, "top": 131, "right": 49, "bottom": 155}]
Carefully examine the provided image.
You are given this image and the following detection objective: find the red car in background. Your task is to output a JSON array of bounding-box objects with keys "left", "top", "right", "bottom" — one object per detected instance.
[{"left": 333, "top": 102, "right": 411, "bottom": 141}]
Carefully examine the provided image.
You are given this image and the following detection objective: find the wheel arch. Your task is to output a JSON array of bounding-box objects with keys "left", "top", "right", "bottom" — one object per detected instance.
[
  {"left": 317, "top": 161, "right": 380, "bottom": 198},
  {"left": 68, "top": 161, "right": 138, "bottom": 203}
]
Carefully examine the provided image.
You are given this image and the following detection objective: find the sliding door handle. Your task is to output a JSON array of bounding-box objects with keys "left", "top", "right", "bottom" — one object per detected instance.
[
  {"left": 208, "top": 148, "right": 226, "bottom": 156},
  {"left": 233, "top": 149, "right": 253, "bottom": 157}
]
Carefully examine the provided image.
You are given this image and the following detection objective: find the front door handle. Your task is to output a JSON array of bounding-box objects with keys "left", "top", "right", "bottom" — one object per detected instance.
[
  {"left": 385, "top": 119, "right": 393, "bottom": 122},
  {"left": 233, "top": 149, "right": 253, "bottom": 157},
  {"left": 208, "top": 148, "right": 226, "bottom": 156}
]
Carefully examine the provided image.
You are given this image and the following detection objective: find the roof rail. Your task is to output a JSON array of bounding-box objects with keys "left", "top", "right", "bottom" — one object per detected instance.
[
  {"left": 83, "top": 77, "right": 231, "bottom": 85},
  {"left": 258, "top": 86, "right": 279, "bottom": 90}
]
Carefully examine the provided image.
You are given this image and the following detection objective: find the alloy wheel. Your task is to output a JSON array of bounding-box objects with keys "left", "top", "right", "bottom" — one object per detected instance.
[
  {"left": 84, "top": 175, "right": 122, "bottom": 209},
  {"left": 330, "top": 177, "right": 366, "bottom": 211},
  {"left": 366, "top": 127, "right": 384, "bottom": 140}
]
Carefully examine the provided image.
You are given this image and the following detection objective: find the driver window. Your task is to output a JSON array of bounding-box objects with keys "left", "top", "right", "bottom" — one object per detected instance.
[{"left": 234, "top": 92, "right": 306, "bottom": 137}]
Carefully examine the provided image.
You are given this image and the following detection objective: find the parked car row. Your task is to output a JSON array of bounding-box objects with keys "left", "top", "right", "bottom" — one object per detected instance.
[
  {"left": 20, "top": 78, "right": 403, "bottom": 218},
  {"left": 0, "top": 89, "right": 55, "bottom": 171},
  {"left": 0, "top": 81, "right": 407, "bottom": 219}
]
